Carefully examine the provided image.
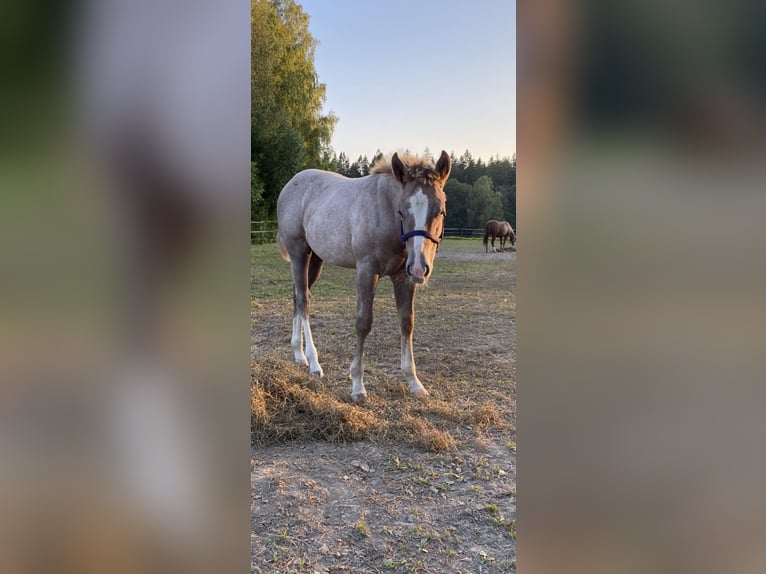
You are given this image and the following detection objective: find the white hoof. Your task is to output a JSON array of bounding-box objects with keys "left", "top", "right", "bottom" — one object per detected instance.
[
  {"left": 350, "top": 391, "right": 367, "bottom": 403},
  {"left": 310, "top": 367, "right": 324, "bottom": 378}
]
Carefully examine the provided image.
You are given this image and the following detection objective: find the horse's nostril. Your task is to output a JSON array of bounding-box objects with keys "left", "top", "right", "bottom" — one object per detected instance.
[
  {"left": 406, "top": 264, "right": 412, "bottom": 276},
  {"left": 424, "top": 264, "right": 430, "bottom": 277}
]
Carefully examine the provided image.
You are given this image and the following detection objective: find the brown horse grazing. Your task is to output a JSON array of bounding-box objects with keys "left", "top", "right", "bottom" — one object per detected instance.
[
  {"left": 500, "top": 220, "right": 516, "bottom": 250},
  {"left": 483, "top": 220, "right": 515, "bottom": 252},
  {"left": 277, "top": 151, "right": 451, "bottom": 401}
]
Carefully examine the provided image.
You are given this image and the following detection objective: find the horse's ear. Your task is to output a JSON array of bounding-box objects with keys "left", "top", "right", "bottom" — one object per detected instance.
[
  {"left": 436, "top": 150, "right": 451, "bottom": 183},
  {"left": 391, "top": 152, "right": 408, "bottom": 185}
]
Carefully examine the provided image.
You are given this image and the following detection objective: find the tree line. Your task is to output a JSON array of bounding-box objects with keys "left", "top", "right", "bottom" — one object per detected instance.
[
  {"left": 251, "top": 0, "right": 516, "bottom": 234},
  {"left": 251, "top": 0, "right": 337, "bottom": 221},
  {"left": 328, "top": 149, "right": 516, "bottom": 231}
]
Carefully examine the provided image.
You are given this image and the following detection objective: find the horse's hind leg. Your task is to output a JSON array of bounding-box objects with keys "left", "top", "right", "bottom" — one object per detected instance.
[
  {"left": 392, "top": 271, "right": 428, "bottom": 398},
  {"left": 289, "top": 250, "right": 323, "bottom": 376},
  {"left": 291, "top": 291, "right": 307, "bottom": 368},
  {"left": 308, "top": 252, "right": 323, "bottom": 289}
]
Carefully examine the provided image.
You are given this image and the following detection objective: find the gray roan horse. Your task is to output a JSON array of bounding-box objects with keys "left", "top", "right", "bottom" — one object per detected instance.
[
  {"left": 483, "top": 219, "right": 516, "bottom": 252},
  {"left": 277, "top": 151, "right": 451, "bottom": 401}
]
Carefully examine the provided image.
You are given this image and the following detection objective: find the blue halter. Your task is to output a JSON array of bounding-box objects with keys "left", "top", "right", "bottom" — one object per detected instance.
[{"left": 399, "top": 211, "right": 443, "bottom": 247}]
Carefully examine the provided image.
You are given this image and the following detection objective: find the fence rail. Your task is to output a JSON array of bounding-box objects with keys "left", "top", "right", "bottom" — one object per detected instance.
[
  {"left": 251, "top": 220, "right": 278, "bottom": 244},
  {"left": 252, "top": 222, "right": 493, "bottom": 243},
  {"left": 443, "top": 227, "right": 484, "bottom": 238}
]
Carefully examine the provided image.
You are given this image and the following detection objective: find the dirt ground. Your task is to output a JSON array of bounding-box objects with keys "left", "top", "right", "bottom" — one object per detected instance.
[{"left": 252, "top": 242, "right": 516, "bottom": 573}]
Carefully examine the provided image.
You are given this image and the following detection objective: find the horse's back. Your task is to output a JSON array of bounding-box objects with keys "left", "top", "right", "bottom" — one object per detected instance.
[
  {"left": 277, "top": 169, "right": 344, "bottom": 227},
  {"left": 278, "top": 169, "right": 344, "bottom": 207},
  {"left": 277, "top": 170, "right": 376, "bottom": 267},
  {"left": 485, "top": 219, "right": 500, "bottom": 234}
]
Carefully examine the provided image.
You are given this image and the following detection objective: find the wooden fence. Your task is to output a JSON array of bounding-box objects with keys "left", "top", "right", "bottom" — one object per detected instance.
[
  {"left": 252, "top": 222, "right": 490, "bottom": 243},
  {"left": 443, "top": 227, "right": 484, "bottom": 238},
  {"left": 251, "top": 220, "right": 278, "bottom": 244}
]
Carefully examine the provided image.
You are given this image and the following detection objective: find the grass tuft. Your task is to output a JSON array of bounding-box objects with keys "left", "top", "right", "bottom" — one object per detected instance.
[
  {"left": 473, "top": 401, "right": 503, "bottom": 428},
  {"left": 395, "top": 415, "right": 457, "bottom": 453}
]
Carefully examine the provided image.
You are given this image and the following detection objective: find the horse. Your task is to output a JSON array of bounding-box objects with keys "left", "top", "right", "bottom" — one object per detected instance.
[
  {"left": 483, "top": 219, "right": 515, "bottom": 252},
  {"left": 277, "top": 151, "right": 451, "bottom": 401},
  {"left": 500, "top": 220, "right": 516, "bottom": 250}
]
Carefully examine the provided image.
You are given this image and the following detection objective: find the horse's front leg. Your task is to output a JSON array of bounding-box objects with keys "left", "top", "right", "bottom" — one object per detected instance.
[
  {"left": 350, "top": 267, "right": 378, "bottom": 402},
  {"left": 392, "top": 272, "right": 428, "bottom": 397}
]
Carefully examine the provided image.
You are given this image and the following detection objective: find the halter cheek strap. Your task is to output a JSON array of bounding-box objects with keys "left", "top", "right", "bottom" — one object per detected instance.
[{"left": 398, "top": 212, "right": 443, "bottom": 247}]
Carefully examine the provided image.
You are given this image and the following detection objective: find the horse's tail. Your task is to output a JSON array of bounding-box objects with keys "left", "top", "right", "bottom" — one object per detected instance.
[
  {"left": 277, "top": 229, "right": 290, "bottom": 261},
  {"left": 483, "top": 226, "right": 490, "bottom": 247}
]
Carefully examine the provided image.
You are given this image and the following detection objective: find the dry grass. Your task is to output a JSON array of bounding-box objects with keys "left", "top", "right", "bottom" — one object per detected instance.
[
  {"left": 251, "top": 355, "right": 382, "bottom": 445},
  {"left": 397, "top": 415, "right": 457, "bottom": 452},
  {"left": 251, "top": 350, "right": 514, "bottom": 453},
  {"left": 251, "top": 354, "right": 475, "bottom": 452},
  {"left": 473, "top": 401, "right": 504, "bottom": 428},
  {"left": 251, "top": 239, "right": 516, "bottom": 453}
]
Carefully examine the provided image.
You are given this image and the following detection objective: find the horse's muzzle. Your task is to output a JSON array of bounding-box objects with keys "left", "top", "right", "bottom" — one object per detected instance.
[{"left": 406, "top": 263, "right": 429, "bottom": 284}]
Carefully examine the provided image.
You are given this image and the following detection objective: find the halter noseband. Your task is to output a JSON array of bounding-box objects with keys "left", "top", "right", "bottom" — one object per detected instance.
[{"left": 398, "top": 211, "right": 443, "bottom": 248}]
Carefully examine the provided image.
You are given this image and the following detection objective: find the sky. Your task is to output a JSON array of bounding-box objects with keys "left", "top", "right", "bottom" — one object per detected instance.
[{"left": 299, "top": 0, "right": 516, "bottom": 163}]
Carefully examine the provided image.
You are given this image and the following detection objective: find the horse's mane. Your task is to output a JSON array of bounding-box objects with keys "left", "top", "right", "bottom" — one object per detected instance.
[{"left": 370, "top": 153, "right": 441, "bottom": 185}]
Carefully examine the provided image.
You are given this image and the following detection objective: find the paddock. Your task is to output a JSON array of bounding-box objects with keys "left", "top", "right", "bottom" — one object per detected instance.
[{"left": 251, "top": 238, "right": 516, "bottom": 573}]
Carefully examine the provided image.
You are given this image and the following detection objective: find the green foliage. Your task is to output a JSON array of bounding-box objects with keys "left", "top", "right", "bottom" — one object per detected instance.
[
  {"left": 326, "top": 151, "right": 372, "bottom": 178},
  {"left": 253, "top": 116, "right": 304, "bottom": 214},
  {"left": 444, "top": 179, "right": 472, "bottom": 228},
  {"left": 251, "top": 0, "right": 337, "bottom": 218},
  {"left": 467, "top": 175, "right": 504, "bottom": 228},
  {"left": 0, "top": 0, "right": 71, "bottom": 150},
  {"left": 334, "top": 151, "right": 351, "bottom": 176},
  {"left": 496, "top": 183, "right": 516, "bottom": 230},
  {"left": 251, "top": 161, "right": 268, "bottom": 222},
  {"left": 0, "top": 0, "right": 68, "bottom": 86},
  {"left": 326, "top": 149, "right": 516, "bottom": 232},
  {"left": 444, "top": 152, "right": 515, "bottom": 231}
]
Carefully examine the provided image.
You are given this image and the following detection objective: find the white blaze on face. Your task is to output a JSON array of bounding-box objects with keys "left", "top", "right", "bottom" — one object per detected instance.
[
  {"left": 407, "top": 187, "right": 429, "bottom": 253},
  {"left": 405, "top": 187, "right": 430, "bottom": 279}
]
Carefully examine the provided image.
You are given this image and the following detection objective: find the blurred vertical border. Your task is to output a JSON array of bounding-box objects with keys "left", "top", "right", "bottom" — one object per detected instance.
[
  {"left": 0, "top": 1, "right": 250, "bottom": 572},
  {"left": 519, "top": 1, "right": 766, "bottom": 573}
]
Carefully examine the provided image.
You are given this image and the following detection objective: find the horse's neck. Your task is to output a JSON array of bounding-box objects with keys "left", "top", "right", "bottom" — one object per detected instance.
[
  {"left": 392, "top": 183, "right": 405, "bottom": 213},
  {"left": 376, "top": 175, "right": 402, "bottom": 216}
]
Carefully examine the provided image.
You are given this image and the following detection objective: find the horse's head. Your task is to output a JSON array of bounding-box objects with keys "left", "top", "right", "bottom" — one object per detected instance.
[
  {"left": 392, "top": 150, "right": 451, "bottom": 285},
  {"left": 505, "top": 223, "right": 516, "bottom": 247}
]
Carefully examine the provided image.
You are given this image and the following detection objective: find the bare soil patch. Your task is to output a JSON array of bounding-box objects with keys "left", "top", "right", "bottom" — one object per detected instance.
[
  {"left": 252, "top": 239, "right": 516, "bottom": 573},
  {"left": 436, "top": 246, "right": 516, "bottom": 263},
  {"left": 252, "top": 440, "right": 516, "bottom": 573}
]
